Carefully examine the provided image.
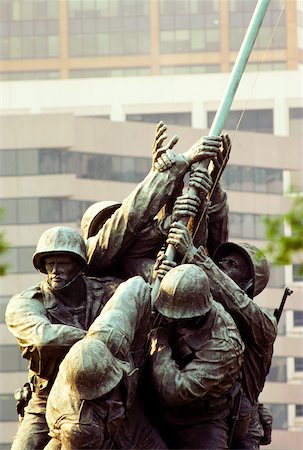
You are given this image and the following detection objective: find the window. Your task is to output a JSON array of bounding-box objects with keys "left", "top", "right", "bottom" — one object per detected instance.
[
  {"left": 266, "top": 357, "right": 287, "bottom": 382},
  {"left": 265, "top": 403, "right": 288, "bottom": 429},
  {"left": 267, "top": 266, "right": 285, "bottom": 289},
  {"left": 295, "top": 358, "right": 303, "bottom": 372},
  {"left": 0, "top": 246, "right": 35, "bottom": 274},
  {"left": 296, "top": 405, "right": 303, "bottom": 417},
  {"left": 222, "top": 165, "right": 283, "bottom": 194},
  {"left": 229, "top": 212, "right": 279, "bottom": 241},
  {"left": 293, "top": 265, "right": 303, "bottom": 282},
  {"left": 0, "top": 345, "right": 28, "bottom": 372},
  {"left": 208, "top": 109, "right": 274, "bottom": 134},
  {"left": 294, "top": 311, "right": 303, "bottom": 327},
  {"left": 0, "top": 296, "right": 10, "bottom": 323},
  {"left": 289, "top": 108, "right": 303, "bottom": 137},
  {"left": 0, "top": 394, "right": 18, "bottom": 421},
  {"left": 126, "top": 112, "right": 191, "bottom": 126}
]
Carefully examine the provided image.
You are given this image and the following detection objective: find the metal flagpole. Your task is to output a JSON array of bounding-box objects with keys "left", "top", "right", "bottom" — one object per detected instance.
[{"left": 151, "top": 0, "right": 271, "bottom": 303}]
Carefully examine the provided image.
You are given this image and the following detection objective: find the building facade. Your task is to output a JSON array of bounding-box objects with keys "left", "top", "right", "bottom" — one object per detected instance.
[{"left": 0, "top": 0, "right": 302, "bottom": 449}]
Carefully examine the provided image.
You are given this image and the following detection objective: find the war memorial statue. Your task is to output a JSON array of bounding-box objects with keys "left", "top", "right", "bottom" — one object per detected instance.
[{"left": 5, "top": 122, "right": 278, "bottom": 449}]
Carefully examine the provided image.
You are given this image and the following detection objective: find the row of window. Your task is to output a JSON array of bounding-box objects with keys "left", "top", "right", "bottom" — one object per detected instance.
[
  {"left": 0, "top": 198, "right": 92, "bottom": 226},
  {"left": 0, "top": 147, "right": 284, "bottom": 194},
  {"left": 0, "top": 0, "right": 287, "bottom": 59}
]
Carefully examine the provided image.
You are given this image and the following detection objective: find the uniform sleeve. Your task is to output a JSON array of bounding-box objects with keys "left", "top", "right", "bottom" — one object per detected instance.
[
  {"left": 190, "top": 248, "right": 277, "bottom": 348},
  {"left": 86, "top": 156, "right": 190, "bottom": 274},
  {"left": 5, "top": 294, "right": 86, "bottom": 355},
  {"left": 150, "top": 331, "right": 238, "bottom": 407}
]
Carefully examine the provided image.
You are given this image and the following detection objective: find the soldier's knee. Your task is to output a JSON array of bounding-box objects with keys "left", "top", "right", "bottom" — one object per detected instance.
[{"left": 60, "top": 422, "right": 103, "bottom": 449}]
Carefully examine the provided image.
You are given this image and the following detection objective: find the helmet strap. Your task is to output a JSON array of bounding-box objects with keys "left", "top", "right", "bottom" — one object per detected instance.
[{"left": 48, "top": 269, "right": 83, "bottom": 292}]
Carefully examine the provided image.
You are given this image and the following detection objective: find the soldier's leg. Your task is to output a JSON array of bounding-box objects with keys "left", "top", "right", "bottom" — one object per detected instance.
[
  {"left": 114, "top": 396, "right": 168, "bottom": 450},
  {"left": 11, "top": 411, "right": 50, "bottom": 450}
]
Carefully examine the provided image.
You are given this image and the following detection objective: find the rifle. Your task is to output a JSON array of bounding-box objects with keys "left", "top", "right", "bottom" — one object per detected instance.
[{"left": 274, "top": 287, "right": 293, "bottom": 323}]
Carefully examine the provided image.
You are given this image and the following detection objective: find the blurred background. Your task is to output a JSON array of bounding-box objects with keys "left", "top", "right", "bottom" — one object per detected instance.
[{"left": 0, "top": 0, "right": 302, "bottom": 448}]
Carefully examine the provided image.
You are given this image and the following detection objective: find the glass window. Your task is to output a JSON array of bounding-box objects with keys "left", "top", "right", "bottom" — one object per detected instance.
[
  {"left": 295, "top": 358, "right": 303, "bottom": 372},
  {"left": 19, "top": 246, "right": 35, "bottom": 273},
  {"left": 17, "top": 149, "right": 38, "bottom": 175},
  {"left": 39, "top": 149, "right": 62, "bottom": 174},
  {"left": 0, "top": 296, "right": 10, "bottom": 323},
  {"left": 0, "top": 150, "right": 17, "bottom": 175},
  {"left": 289, "top": 107, "right": 303, "bottom": 137},
  {"left": 62, "top": 200, "right": 84, "bottom": 223},
  {"left": 229, "top": 213, "right": 242, "bottom": 238},
  {"left": 47, "top": 35, "right": 59, "bottom": 57},
  {"left": 265, "top": 404, "right": 287, "bottom": 430},
  {"left": 0, "top": 199, "right": 17, "bottom": 224},
  {"left": 241, "top": 167, "right": 254, "bottom": 191},
  {"left": 266, "top": 357, "right": 287, "bottom": 382},
  {"left": 0, "top": 345, "right": 27, "bottom": 372},
  {"left": 255, "top": 168, "right": 267, "bottom": 193},
  {"left": 296, "top": 405, "right": 303, "bottom": 417},
  {"left": 18, "top": 198, "right": 39, "bottom": 224},
  {"left": 242, "top": 214, "right": 255, "bottom": 239},
  {"left": 40, "top": 198, "right": 62, "bottom": 223},
  {"left": 1, "top": 246, "right": 17, "bottom": 273},
  {"left": 0, "top": 394, "right": 18, "bottom": 421},
  {"left": 268, "top": 266, "right": 285, "bottom": 289},
  {"left": 255, "top": 215, "right": 266, "bottom": 240},
  {"left": 294, "top": 311, "right": 303, "bottom": 327}
]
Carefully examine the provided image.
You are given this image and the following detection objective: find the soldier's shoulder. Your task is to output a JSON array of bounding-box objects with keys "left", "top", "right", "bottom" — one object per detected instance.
[
  {"left": 84, "top": 275, "right": 122, "bottom": 291},
  {"left": 9, "top": 282, "right": 43, "bottom": 303}
]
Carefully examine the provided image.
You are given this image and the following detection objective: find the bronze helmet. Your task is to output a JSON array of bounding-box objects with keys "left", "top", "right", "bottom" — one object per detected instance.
[
  {"left": 213, "top": 242, "right": 270, "bottom": 298},
  {"left": 33, "top": 226, "right": 87, "bottom": 273},
  {"left": 80, "top": 201, "right": 121, "bottom": 240},
  {"left": 155, "top": 264, "right": 212, "bottom": 319}
]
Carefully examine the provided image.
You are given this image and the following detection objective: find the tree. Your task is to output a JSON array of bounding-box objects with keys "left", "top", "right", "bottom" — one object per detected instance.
[{"left": 263, "top": 193, "right": 303, "bottom": 274}]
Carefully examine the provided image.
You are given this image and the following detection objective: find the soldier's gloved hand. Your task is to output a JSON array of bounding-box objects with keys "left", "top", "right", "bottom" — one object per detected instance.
[
  {"left": 167, "top": 221, "right": 196, "bottom": 260},
  {"left": 153, "top": 250, "right": 177, "bottom": 281},
  {"left": 171, "top": 193, "right": 201, "bottom": 223},
  {"left": 182, "top": 135, "right": 222, "bottom": 165},
  {"left": 211, "top": 133, "right": 231, "bottom": 184},
  {"left": 189, "top": 167, "right": 212, "bottom": 199},
  {"left": 152, "top": 121, "right": 179, "bottom": 172}
]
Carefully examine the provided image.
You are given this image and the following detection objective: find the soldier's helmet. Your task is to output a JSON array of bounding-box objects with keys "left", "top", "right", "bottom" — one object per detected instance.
[
  {"left": 81, "top": 201, "right": 121, "bottom": 240},
  {"left": 63, "top": 338, "right": 129, "bottom": 400},
  {"left": 155, "top": 264, "right": 212, "bottom": 319},
  {"left": 33, "top": 226, "right": 87, "bottom": 274},
  {"left": 213, "top": 242, "right": 270, "bottom": 298}
]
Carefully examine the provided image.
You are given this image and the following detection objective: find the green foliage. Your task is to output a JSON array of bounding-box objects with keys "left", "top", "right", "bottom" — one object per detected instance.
[
  {"left": 0, "top": 208, "right": 9, "bottom": 276},
  {"left": 263, "top": 194, "right": 303, "bottom": 273}
]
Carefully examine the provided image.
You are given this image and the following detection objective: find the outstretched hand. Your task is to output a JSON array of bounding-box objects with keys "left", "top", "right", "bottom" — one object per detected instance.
[
  {"left": 182, "top": 135, "right": 222, "bottom": 165},
  {"left": 152, "top": 121, "right": 179, "bottom": 172}
]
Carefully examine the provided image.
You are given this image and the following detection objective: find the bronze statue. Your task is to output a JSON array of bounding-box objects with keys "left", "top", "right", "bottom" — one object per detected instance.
[
  {"left": 149, "top": 263, "right": 244, "bottom": 449},
  {"left": 165, "top": 221, "right": 277, "bottom": 448}
]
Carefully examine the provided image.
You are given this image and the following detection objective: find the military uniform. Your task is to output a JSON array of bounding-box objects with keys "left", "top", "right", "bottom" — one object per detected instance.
[
  {"left": 45, "top": 276, "right": 167, "bottom": 450},
  {"left": 190, "top": 243, "right": 278, "bottom": 448},
  {"left": 150, "top": 264, "right": 245, "bottom": 449},
  {"left": 6, "top": 275, "right": 121, "bottom": 450}
]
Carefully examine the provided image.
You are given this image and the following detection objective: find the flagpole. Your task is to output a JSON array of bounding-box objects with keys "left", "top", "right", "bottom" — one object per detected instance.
[{"left": 151, "top": 0, "right": 271, "bottom": 304}]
